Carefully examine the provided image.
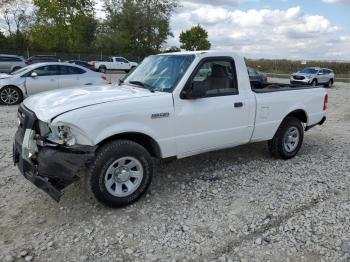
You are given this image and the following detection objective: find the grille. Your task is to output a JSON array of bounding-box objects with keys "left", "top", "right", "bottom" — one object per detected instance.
[{"left": 293, "top": 75, "right": 305, "bottom": 80}]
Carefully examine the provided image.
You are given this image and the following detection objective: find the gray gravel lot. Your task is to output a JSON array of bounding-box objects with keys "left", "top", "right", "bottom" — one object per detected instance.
[{"left": 0, "top": 79, "right": 350, "bottom": 262}]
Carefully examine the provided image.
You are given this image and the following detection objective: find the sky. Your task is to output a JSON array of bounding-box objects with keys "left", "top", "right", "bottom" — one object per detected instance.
[{"left": 96, "top": 0, "right": 350, "bottom": 60}]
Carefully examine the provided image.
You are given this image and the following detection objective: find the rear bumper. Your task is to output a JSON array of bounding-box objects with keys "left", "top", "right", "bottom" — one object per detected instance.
[
  {"left": 305, "top": 116, "right": 326, "bottom": 132},
  {"left": 13, "top": 130, "right": 95, "bottom": 202}
]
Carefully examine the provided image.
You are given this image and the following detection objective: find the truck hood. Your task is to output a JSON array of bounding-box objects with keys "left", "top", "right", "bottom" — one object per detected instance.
[{"left": 23, "top": 84, "right": 163, "bottom": 122}]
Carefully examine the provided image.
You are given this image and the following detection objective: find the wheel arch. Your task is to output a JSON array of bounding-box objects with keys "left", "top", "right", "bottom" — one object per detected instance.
[
  {"left": 284, "top": 109, "right": 308, "bottom": 124},
  {"left": 271, "top": 109, "right": 308, "bottom": 138},
  {"left": 97, "top": 132, "right": 162, "bottom": 159}
]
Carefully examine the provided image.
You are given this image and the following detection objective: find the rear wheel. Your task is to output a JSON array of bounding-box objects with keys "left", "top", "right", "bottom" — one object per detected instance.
[
  {"left": 268, "top": 117, "right": 304, "bottom": 159},
  {"left": 88, "top": 140, "right": 153, "bottom": 207},
  {"left": 99, "top": 66, "right": 107, "bottom": 73},
  {"left": 324, "top": 79, "right": 333, "bottom": 88},
  {"left": 0, "top": 86, "right": 23, "bottom": 105}
]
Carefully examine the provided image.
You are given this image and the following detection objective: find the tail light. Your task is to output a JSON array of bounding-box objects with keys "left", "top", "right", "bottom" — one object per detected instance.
[
  {"left": 101, "top": 75, "right": 107, "bottom": 81},
  {"left": 323, "top": 94, "right": 328, "bottom": 111}
]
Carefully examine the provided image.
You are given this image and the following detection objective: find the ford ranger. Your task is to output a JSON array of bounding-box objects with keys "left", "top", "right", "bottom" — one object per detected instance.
[
  {"left": 92, "top": 57, "right": 138, "bottom": 73},
  {"left": 13, "top": 51, "right": 328, "bottom": 207}
]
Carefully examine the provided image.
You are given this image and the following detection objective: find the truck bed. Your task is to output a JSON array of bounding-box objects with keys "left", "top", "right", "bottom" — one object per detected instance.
[{"left": 252, "top": 82, "right": 320, "bottom": 93}]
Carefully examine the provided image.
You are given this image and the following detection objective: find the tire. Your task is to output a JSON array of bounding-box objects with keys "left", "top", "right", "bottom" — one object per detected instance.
[
  {"left": 311, "top": 79, "right": 317, "bottom": 87},
  {"left": 0, "top": 86, "right": 23, "bottom": 105},
  {"left": 88, "top": 140, "right": 153, "bottom": 207},
  {"left": 99, "top": 66, "right": 107, "bottom": 73},
  {"left": 324, "top": 79, "right": 333, "bottom": 88},
  {"left": 268, "top": 116, "right": 304, "bottom": 159}
]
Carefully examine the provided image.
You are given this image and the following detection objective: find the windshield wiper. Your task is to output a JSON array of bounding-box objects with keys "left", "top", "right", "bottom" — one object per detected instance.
[{"left": 128, "top": 81, "right": 155, "bottom": 93}]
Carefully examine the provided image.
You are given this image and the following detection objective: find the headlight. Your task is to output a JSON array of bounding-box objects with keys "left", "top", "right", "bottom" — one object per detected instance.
[
  {"left": 57, "top": 126, "right": 76, "bottom": 146},
  {"left": 46, "top": 125, "right": 76, "bottom": 146}
]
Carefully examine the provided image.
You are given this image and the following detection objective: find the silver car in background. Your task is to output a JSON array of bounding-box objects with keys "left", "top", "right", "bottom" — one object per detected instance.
[
  {"left": 290, "top": 67, "right": 335, "bottom": 88},
  {"left": 0, "top": 62, "right": 108, "bottom": 105},
  {"left": 0, "top": 54, "right": 27, "bottom": 73}
]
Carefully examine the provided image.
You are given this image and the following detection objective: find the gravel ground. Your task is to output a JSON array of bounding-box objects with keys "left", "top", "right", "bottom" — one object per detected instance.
[{"left": 0, "top": 79, "right": 350, "bottom": 262}]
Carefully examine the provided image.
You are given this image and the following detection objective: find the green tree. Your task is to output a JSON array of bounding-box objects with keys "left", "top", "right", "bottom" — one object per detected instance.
[
  {"left": 179, "top": 25, "right": 211, "bottom": 51},
  {"left": 30, "top": 0, "right": 97, "bottom": 52},
  {"left": 98, "top": 0, "right": 178, "bottom": 58}
]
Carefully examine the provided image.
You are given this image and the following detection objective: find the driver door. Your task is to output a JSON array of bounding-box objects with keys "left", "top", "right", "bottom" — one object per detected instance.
[
  {"left": 173, "top": 57, "right": 255, "bottom": 157},
  {"left": 24, "top": 65, "right": 59, "bottom": 95}
]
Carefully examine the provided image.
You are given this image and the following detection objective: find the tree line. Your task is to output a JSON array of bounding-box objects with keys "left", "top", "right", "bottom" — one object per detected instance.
[{"left": 0, "top": 0, "right": 211, "bottom": 61}]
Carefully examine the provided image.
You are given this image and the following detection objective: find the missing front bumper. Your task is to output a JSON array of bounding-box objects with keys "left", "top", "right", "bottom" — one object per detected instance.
[{"left": 13, "top": 140, "right": 95, "bottom": 202}]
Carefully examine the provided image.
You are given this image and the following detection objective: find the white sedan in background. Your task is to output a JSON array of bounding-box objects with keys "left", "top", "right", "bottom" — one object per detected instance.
[{"left": 0, "top": 62, "right": 109, "bottom": 105}]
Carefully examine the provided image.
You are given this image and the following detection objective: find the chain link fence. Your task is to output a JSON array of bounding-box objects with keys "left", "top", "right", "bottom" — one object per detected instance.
[{"left": 0, "top": 49, "right": 143, "bottom": 63}]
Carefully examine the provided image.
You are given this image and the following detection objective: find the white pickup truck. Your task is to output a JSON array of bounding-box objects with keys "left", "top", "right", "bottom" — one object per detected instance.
[
  {"left": 92, "top": 56, "right": 138, "bottom": 73},
  {"left": 13, "top": 51, "right": 328, "bottom": 207}
]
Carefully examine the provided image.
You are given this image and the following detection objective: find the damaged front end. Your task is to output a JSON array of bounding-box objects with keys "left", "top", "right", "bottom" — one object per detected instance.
[{"left": 13, "top": 104, "right": 96, "bottom": 202}]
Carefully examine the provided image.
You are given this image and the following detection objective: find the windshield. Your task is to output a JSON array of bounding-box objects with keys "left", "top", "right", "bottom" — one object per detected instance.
[
  {"left": 123, "top": 55, "right": 195, "bottom": 92},
  {"left": 299, "top": 68, "right": 318, "bottom": 74}
]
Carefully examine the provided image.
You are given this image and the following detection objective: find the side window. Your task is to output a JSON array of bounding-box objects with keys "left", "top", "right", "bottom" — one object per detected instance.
[
  {"left": 32, "top": 65, "right": 59, "bottom": 76},
  {"left": 192, "top": 59, "right": 238, "bottom": 97},
  {"left": 115, "top": 58, "right": 123, "bottom": 62},
  {"left": 59, "top": 65, "right": 85, "bottom": 75},
  {"left": 248, "top": 68, "right": 258, "bottom": 77},
  {"left": 120, "top": 58, "right": 128, "bottom": 63}
]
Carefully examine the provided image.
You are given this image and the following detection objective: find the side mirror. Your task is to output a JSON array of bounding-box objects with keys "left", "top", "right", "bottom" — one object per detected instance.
[
  {"left": 318, "top": 72, "right": 323, "bottom": 75},
  {"left": 181, "top": 81, "right": 207, "bottom": 99},
  {"left": 30, "top": 72, "right": 38, "bottom": 77}
]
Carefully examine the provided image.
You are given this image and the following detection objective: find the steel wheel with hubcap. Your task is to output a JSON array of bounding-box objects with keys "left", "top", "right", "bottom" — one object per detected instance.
[
  {"left": 104, "top": 157, "right": 143, "bottom": 197},
  {"left": 283, "top": 126, "right": 300, "bottom": 153},
  {"left": 268, "top": 116, "right": 304, "bottom": 159},
  {"left": 0, "top": 86, "right": 22, "bottom": 105},
  {"left": 89, "top": 140, "right": 153, "bottom": 207}
]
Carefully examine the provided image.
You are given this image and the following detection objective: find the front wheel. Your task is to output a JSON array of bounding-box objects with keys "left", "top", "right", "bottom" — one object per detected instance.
[
  {"left": 311, "top": 79, "right": 317, "bottom": 87},
  {"left": 0, "top": 86, "right": 23, "bottom": 105},
  {"left": 88, "top": 140, "right": 153, "bottom": 207},
  {"left": 268, "top": 117, "right": 304, "bottom": 159}
]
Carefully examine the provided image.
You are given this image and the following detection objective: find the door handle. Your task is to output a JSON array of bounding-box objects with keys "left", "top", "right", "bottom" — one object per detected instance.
[{"left": 234, "top": 102, "right": 243, "bottom": 108}]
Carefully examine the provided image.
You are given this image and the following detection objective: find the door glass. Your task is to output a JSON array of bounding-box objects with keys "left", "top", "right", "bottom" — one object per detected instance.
[
  {"left": 193, "top": 60, "right": 238, "bottom": 97},
  {"left": 32, "top": 65, "right": 59, "bottom": 76},
  {"left": 59, "top": 65, "right": 85, "bottom": 75}
]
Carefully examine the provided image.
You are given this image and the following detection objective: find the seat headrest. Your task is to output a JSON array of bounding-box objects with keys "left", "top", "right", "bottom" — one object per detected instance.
[{"left": 211, "top": 64, "right": 228, "bottom": 78}]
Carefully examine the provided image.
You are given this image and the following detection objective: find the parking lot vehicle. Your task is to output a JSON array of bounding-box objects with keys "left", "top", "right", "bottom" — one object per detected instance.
[
  {"left": 92, "top": 56, "right": 138, "bottom": 73},
  {"left": 247, "top": 66, "right": 268, "bottom": 89},
  {"left": 0, "top": 54, "right": 26, "bottom": 73},
  {"left": 0, "top": 62, "right": 108, "bottom": 105},
  {"left": 13, "top": 51, "right": 327, "bottom": 207},
  {"left": 67, "top": 60, "right": 97, "bottom": 71},
  {"left": 290, "top": 67, "right": 335, "bottom": 87},
  {"left": 27, "top": 55, "right": 60, "bottom": 64}
]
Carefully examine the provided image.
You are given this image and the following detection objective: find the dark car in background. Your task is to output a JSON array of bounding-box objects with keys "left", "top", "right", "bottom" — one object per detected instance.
[
  {"left": 26, "top": 55, "right": 60, "bottom": 65},
  {"left": 67, "top": 60, "right": 96, "bottom": 71},
  {"left": 248, "top": 66, "right": 268, "bottom": 89}
]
